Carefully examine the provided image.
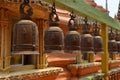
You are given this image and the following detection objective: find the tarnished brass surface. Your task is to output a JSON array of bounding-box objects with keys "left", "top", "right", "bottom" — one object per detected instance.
[
  {"left": 44, "top": 3, "right": 64, "bottom": 53},
  {"left": 12, "top": 20, "right": 38, "bottom": 51}
]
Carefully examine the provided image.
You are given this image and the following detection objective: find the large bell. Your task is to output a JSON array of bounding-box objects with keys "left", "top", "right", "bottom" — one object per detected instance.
[
  {"left": 44, "top": 3, "right": 64, "bottom": 53},
  {"left": 11, "top": 0, "right": 38, "bottom": 65},
  {"left": 93, "top": 23, "right": 103, "bottom": 53},
  {"left": 81, "top": 17, "right": 94, "bottom": 60},
  {"left": 64, "top": 12, "right": 81, "bottom": 53},
  {"left": 12, "top": 20, "right": 38, "bottom": 51}
]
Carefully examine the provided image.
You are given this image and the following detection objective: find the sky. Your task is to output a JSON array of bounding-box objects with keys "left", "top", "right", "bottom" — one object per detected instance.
[{"left": 95, "top": 0, "right": 119, "bottom": 18}]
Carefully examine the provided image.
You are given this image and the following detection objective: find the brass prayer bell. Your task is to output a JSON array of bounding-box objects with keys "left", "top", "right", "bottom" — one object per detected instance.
[
  {"left": 12, "top": 0, "right": 38, "bottom": 52},
  {"left": 93, "top": 22, "right": 103, "bottom": 53},
  {"left": 64, "top": 12, "right": 81, "bottom": 53},
  {"left": 44, "top": 3, "right": 64, "bottom": 53}
]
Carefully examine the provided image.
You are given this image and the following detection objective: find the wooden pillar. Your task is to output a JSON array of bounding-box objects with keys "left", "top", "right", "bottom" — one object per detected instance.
[
  {"left": 101, "top": 23, "right": 109, "bottom": 80},
  {"left": 0, "top": 9, "right": 11, "bottom": 71},
  {"left": 0, "top": 23, "right": 4, "bottom": 70},
  {"left": 36, "top": 19, "right": 47, "bottom": 69}
]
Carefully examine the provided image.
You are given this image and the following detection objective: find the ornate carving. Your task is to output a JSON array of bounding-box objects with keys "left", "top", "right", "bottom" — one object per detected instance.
[
  {"left": 49, "top": 3, "right": 59, "bottom": 26},
  {"left": 20, "top": 0, "right": 33, "bottom": 20},
  {"left": 68, "top": 12, "right": 77, "bottom": 31},
  {"left": 0, "top": 68, "right": 63, "bottom": 80}
]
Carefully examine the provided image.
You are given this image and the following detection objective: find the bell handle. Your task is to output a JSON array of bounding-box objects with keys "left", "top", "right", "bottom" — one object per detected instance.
[
  {"left": 68, "top": 12, "right": 78, "bottom": 31},
  {"left": 20, "top": 0, "right": 33, "bottom": 20}
]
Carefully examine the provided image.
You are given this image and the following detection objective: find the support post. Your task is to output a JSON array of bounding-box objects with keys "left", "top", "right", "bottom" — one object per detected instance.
[
  {"left": 0, "top": 9, "right": 11, "bottom": 72},
  {"left": 37, "top": 19, "right": 47, "bottom": 69},
  {"left": 101, "top": 23, "right": 109, "bottom": 80}
]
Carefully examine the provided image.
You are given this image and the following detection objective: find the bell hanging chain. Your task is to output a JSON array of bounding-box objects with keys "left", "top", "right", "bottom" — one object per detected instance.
[
  {"left": 93, "top": 22, "right": 100, "bottom": 36},
  {"left": 109, "top": 28, "right": 115, "bottom": 40},
  {"left": 49, "top": 2, "right": 60, "bottom": 26},
  {"left": 68, "top": 11, "right": 78, "bottom": 31},
  {"left": 20, "top": 0, "right": 33, "bottom": 20},
  {"left": 82, "top": 17, "right": 90, "bottom": 34}
]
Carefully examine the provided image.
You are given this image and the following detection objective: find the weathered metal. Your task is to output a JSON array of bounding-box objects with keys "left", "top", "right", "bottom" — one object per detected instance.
[
  {"left": 81, "top": 17, "right": 94, "bottom": 53},
  {"left": 44, "top": 3, "right": 64, "bottom": 53},
  {"left": 64, "top": 12, "right": 81, "bottom": 53},
  {"left": 93, "top": 22, "right": 103, "bottom": 53}
]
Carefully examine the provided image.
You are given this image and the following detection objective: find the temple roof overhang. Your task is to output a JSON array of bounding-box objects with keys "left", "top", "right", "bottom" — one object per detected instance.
[{"left": 44, "top": 0, "right": 120, "bottom": 30}]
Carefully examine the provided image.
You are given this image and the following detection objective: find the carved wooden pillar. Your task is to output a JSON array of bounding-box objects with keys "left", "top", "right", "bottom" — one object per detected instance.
[
  {"left": 0, "top": 8, "right": 11, "bottom": 71},
  {"left": 36, "top": 19, "right": 47, "bottom": 69}
]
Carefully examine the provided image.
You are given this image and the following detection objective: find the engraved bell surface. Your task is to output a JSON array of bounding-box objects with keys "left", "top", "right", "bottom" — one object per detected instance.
[
  {"left": 44, "top": 3, "right": 64, "bottom": 53},
  {"left": 64, "top": 12, "right": 81, "bottom": 53}
]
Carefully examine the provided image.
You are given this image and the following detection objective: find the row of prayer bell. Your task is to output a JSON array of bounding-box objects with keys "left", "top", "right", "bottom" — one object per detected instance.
[
  {"left": 44, "top": 3, "right": 120, "bottom": 60},
  {"left": 44, "top": 4, "right": 103, "bottom": 55},
  {"left": 12, "top": 1, "right": 120, "bottom": 61}
]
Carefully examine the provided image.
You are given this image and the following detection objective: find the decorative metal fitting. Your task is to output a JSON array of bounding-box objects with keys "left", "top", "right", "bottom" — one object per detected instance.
[
  {"left": 68, "top": 12, "right": 78, "bottom": 31},
  {"left": 20, "top": 0, "right": 33, "bottom": 20},
  {"left": 109, "top": 28, "right": 115, "bottom": 40},
  {"left": 93, "top": 22, "right": 100, "bottom": 36},
  {"left": 82, "top": 17, "right": 90, "bottom": 34},
  {"left": 49, "top": 3, "right": 60, "bottom": 26}
]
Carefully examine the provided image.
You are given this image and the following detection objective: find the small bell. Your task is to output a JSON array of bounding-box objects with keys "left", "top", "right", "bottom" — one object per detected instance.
[
  {"left": 93, "top": 22, "right": 103, "bottom": 53},
  {"left": 64, "top": 12, "right": 81, "bottom": 53},
  {"left": 108, "top": 29, "right": 117, "bottom": 59},
  {"left": 81, "top": 17, "right": 94, "bottom": 61},
  {"left": 44, "top": 3, "right": 64, "bottom": 53}
]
